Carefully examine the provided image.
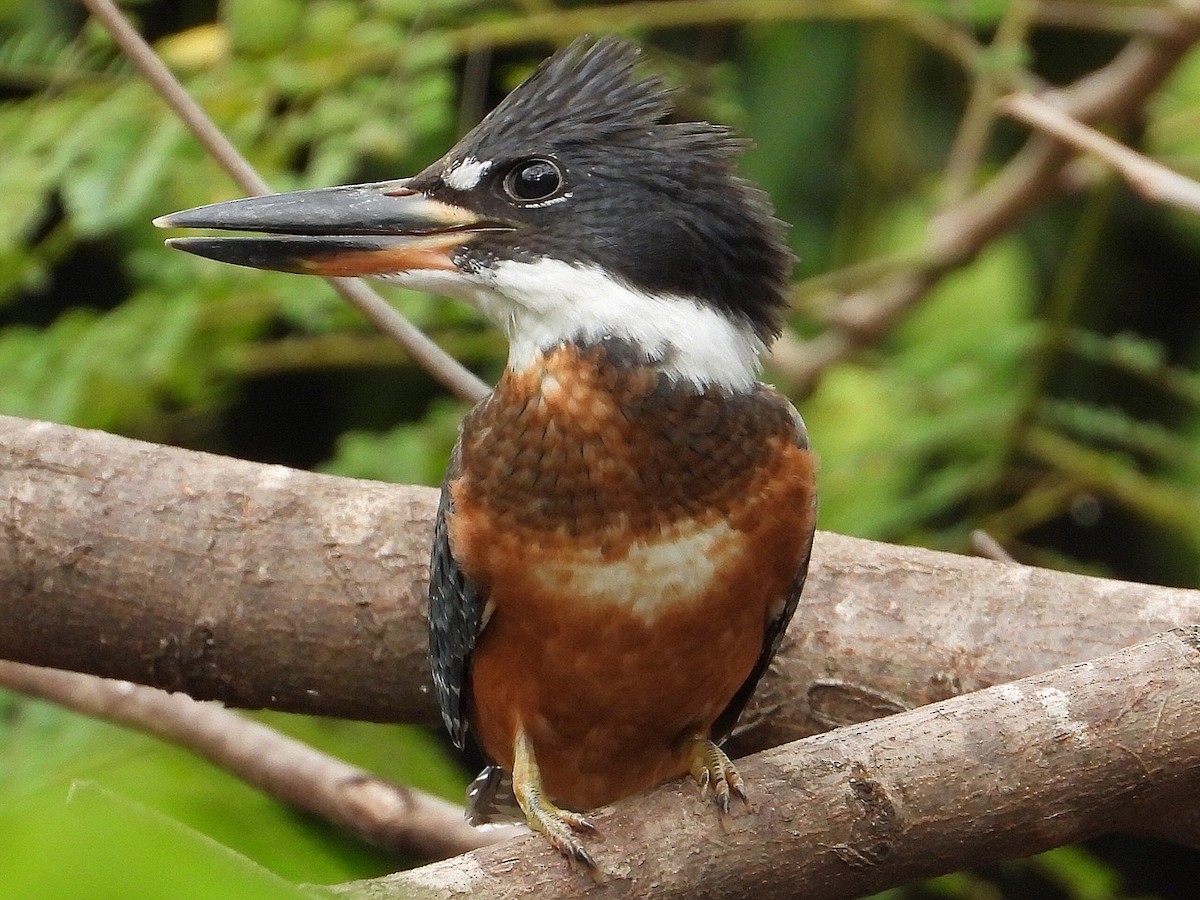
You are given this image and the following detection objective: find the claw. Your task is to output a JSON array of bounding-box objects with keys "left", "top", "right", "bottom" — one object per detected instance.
[
  {"left": 688, "top": 735, "right": 750, "bottom": 826},
  {"left": 512, "top": 728, "right": 604, "bottom": 880}
]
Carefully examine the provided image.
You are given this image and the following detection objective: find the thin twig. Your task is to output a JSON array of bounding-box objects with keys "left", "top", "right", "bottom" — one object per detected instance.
[
  {"left": 773, "top": 9, "right": 1200, "bottom": 395},
  {"left": 444, "top": 0, "right": 985, "bottom": 71},
  {"left": 970, "top": 529, "right": 1017, "bottom": 563},
  {"left": 1023, "top": 426, "right": 1200, "bottom": 535},
  {"left": 79, "top": 0, "right": 490, "bottom": 403},
  {"left": 1035, "top": 1, "right": 1183, "bottom": 36},
  {"left": 1000, "top": 89, "right": 1200, "bottom": 213},
  {"left": 938, "top": 0, "right": 1038, "bottom": 208},
  {"left": 0, "top": 660, "right": 516, "bottom": 859}
]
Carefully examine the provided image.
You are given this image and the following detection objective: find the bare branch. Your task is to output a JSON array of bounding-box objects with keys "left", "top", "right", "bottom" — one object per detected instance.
[
  {"left": 79, "top": 0, "right": 490, "bottom": 403},
  {"left": 969, "top": 528, "right": 1017, "bottom": 562},
  {"left": 1035, "top": 1, "right": 1186, "bottom": 36},
  {"left": 4, "top": 412, "right": 1200, "bottom": 746},
  {"left": 0, "top": 661, "right": 513, "bottom": 859},
  {"left": 937, "top": 0, "right": 1037, "bottom": 208},
  {"left": 6, "top": 415, "right": 1200, "bottom": 881},
  {"left": 345, "top": 629, "right": 1200, "bottom": 899},
  {"left": 774, "top": 5, "right": 1200, "bottom": 395},
  {"left": 1000, "top": 88, "right": 1200, "bottom": 213}
]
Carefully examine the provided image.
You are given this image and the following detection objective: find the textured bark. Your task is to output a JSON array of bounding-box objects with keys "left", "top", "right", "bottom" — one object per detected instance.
[
  {"left": 4, "top": 414, "right": 1198, "bottom": 740},
  {"left": 5, "top": 416, "right": 1200, "bottom": 889},
  {"left": 340, "top": 629, "right": 1200, "bottom": 899},
  {"left": 0, "top": 415, "right": 435, "bottom": 723}
]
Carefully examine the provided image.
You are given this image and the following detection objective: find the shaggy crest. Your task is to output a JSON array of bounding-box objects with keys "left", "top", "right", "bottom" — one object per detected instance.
[{"left": 456, "top": 36, "right": 746, "bottom": 172}]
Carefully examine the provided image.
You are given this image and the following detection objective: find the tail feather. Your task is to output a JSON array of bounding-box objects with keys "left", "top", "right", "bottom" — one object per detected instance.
[{"left": 466, "top": 765, "right": 524, "bottom": 826}]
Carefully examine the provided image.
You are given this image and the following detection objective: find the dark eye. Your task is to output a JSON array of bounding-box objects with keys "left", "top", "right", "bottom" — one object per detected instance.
[{"left": 503, "top": 158, "right": 564, "bottom": 203}]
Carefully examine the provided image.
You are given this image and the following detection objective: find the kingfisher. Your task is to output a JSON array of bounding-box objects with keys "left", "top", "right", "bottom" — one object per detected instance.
[{"left": 157, "top": 37, "right": 817, "bottom": 872}]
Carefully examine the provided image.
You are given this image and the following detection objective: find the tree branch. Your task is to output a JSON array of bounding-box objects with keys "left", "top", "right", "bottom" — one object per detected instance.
[
  {"left": 80, "top": 0, "right": 490, "bottom": 404},
  {"left": 0, "top": 660, "right": 513, "bottom": 859},
  {"left": 5, "top": 415, "right": 1200, "bottom": 881},
  {"left": 999, "top": 88, "right": 1200, "bottom": 213},
  {"left": 4, "top": 410, "right": 1200, "bottom": 743},
  {"left": 774, "top": 1, "right": 1200, "bottom": 394},
  {"left": 342, "top": 628, "right": 1200, "bottom": 899}
]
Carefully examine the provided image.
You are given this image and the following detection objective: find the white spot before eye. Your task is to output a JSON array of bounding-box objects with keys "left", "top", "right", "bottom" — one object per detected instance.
[{"left": 443, "top": 157, "right": 492, "bottom": 191}]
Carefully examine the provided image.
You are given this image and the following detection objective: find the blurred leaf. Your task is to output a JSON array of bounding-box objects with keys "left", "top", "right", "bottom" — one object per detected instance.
[
  {"left": 321, "top": 398, "right": 466, "bottom": 486},
  {"left": 0, "top": 691, "right": 468, "bottom": 890},
  {"left": 60, "top": 113, "right": 186, "bottom": 235},
  {"left": 1032, "top": 846, "right": 1124, "bottom": 900},
  {"left": 805, "top": 199, "right": 1038, "bottom": 542},
  {"left": 154, "top": 23, "right": 230, "bottom": 69},
  {"left": 223, "top": 0, "right": 305, "bottom": 57},
  {"left": 803, "top": 363, "right": 921, "bottom": 536},
  {"left": 1040, "top": 399, "right": 1198, "bottom": 467},
  {"left": 0, "top": 780, "right": 326, "bottom": 900},
  {"left": 910, "top": 0, "right": 1010, "bottom": 27}
]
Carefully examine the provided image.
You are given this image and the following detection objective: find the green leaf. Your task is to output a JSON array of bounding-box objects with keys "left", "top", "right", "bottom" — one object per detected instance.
[
  {"left": 224, "top": 0, "right": 306, "bottom": 57},
  {"left": 0, "top": 693, "right": 468, "bottom": 889},
  {"left": 321, "top": 399, "right": 465, "bottom": 487},
  {"left": 0, "top": 780, "right": 327, "bottom": 900}
]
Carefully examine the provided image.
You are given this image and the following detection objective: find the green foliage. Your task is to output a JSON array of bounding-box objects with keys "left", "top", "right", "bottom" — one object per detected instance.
[
  {"left": 322, "top": 399, "right": 466, "bottom": 487},
  {"left": 0, "top": 693, "right": 470, "bottom": 891},
  {"left": 1, "top": 782, "right": 326, "bottom": 900},
  {"left": 804, "top": 201, "right": 1039, "bottom": 544},
  {"left": 1, "top": 0, "right": 1198, "bottom": 897}
]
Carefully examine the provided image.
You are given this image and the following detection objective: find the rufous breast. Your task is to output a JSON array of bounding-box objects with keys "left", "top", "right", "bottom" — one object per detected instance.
[{"left": 448, "top": 339, "right": 816, "bottom": 809}]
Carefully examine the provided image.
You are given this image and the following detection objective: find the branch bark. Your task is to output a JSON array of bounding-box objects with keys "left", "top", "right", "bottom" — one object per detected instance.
[
  {"left": 4, "top": 412, "right": 1199, "bottom": 742},
  {"left": 999, "top": 89, "right": 1200, "bottom": 214},
  {"left": 5, "top": 415, "right": 1200, "bottom": 884},
  {"left": 0, "top": 660, "right": 513, "bottom": 859},
  {"left": 339, "top": 628, "right": 1200, "bottom": 899},
  {"left": 0, "top": 415, "right": 435, "bottom": 723}
]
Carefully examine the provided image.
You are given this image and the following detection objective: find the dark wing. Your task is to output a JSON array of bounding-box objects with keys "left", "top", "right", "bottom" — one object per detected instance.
[
  {"left": 711, "top": 399, "right": 816, "bottom": 744},
  {"left": 428, "top": 442, "right": 488, "bottom": 750}
]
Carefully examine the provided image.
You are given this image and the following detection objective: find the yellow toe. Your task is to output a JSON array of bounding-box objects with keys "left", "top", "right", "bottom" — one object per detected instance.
[
  {"left": 512, "top": 728, "right": 603, "bottom": 876},
  {"left": 688, "top": 735, "right": 749, "bottom": 819}
]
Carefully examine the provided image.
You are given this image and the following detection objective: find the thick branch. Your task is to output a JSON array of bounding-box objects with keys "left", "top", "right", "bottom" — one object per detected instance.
[
  {"left": 0, "top": 415, "right": 435, "bottom": 723},
  {"left": 341, "top": 628, "right": 1200, "bottom": 899},
  {"left": 3, "top": 413, "right": 1199, "bottom": 744},
  {"left": 5, "top": 415, "right": 1200, "bottom": 870}
]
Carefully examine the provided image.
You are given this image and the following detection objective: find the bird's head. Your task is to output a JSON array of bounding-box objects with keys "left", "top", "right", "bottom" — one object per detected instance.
[{"left": 157, "top": 37, "right": 794, "bottom": 391}]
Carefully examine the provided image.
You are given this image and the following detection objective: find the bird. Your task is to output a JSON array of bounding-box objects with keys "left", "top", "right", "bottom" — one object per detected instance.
[{"left": 156, "top": 36, "right": 817, "bottom": 873}]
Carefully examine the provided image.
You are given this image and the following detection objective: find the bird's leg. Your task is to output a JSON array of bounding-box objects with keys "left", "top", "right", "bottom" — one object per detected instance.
[
  {"left": 687, "top": 733, "right": 749, "bottom": 823},
  {"left": 511, "top": 727, "right": 600, "bottom": 872}
]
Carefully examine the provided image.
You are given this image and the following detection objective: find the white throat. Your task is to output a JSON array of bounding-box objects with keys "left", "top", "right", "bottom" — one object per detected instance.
[
  {"left": 382, "top": 258, "right": 766, "bottom": 392},
  {"left": 483, "top": 259, "right": 764, "bottom": 391}
]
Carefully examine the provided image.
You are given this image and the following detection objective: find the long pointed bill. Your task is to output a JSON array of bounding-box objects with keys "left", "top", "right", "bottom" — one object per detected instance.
[{"left": 154, "top": 179, "right": 511, "bottom": 277}]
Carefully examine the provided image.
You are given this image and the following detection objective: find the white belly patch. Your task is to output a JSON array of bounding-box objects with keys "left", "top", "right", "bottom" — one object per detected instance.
[{"left": 530, "top": 520, "right": 740, "bottom": 624}]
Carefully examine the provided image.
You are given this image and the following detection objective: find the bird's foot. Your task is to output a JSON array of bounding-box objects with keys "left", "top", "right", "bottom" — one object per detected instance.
[
  {"left": 688, "top": 735, "right": 749, "bottom": 825},
  {"left": 512, "top": 728, "right": 602, "bottom": 877},
  {"left": 520, "top": 791, "right": 599, "bottom": 871}
]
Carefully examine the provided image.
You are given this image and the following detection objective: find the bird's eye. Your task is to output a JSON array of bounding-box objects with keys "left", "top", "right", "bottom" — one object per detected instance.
[{"left": 503, "top": 158, "right": 564, "bottom": 203}]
